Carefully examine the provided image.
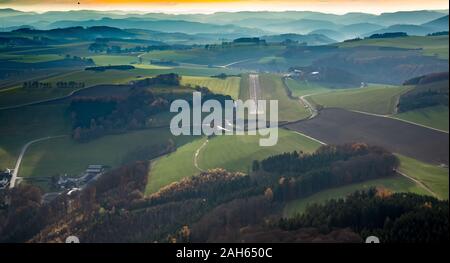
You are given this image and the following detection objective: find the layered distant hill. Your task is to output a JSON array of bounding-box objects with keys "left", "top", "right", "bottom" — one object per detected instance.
[{"left": 0, "top": 9, "right": 448, "bottom": 42}]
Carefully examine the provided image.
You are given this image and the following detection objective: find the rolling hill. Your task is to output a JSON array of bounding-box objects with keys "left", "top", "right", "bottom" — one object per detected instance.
[
  {"left": 48, "top": 17, "right": 268, "bottom": 36},
  {"left": 366, "top": 24, "right": 437, "bottom": 36},
  {"left": 422, "top": 15, "right": 450, "bottom": 32},
  {"left": 261, "top": 33, "right": 336, "bottom": 45}
]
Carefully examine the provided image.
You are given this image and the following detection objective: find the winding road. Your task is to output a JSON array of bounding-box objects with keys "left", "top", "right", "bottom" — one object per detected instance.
[
  {"left": 395, "top": 169, "right": 438, "bottom": 198},
  {"left": 299, "top": 94, "right": 318, "bottom": 119},
  {"left": 9, "top": 135, "right": 67, "bottom": 188},
  {"left": 194, "top": 139, "right": 209, "bottom": 172}
]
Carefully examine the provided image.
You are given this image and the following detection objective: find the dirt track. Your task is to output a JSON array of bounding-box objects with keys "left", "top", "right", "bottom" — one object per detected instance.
[{"left": 285, "top": 108, "right": 449, "bottom": 165}]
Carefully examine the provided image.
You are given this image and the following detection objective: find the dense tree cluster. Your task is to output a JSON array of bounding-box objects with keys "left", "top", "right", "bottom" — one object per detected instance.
[
  {"left": 258, "top": 144, "right": 399, "bottom": 202},
  {"left": 85, "top": 65, "right": 135, "bottom": 71},
  {"left": 279, "top": 189, "right": 449, "bottom": 242},
  {"left": 150, "top": 60, "right": 180, "bottom": 66},
  {"left": 398, "top": 73, "right": 448, "bottom": 112},
  {"left": 69, "top": 89, "right": 169, "bottom": 142},
  {"left": 131, "top": 73, "right": 181, "bottom": 87},
  {"left": 0, "top": 185, "right": 44, "bottom": 242},
  {"left": 427, "top": 31, "right": 449, "bottom": 36},
  {"left": 368, "top": 32, "right": 408, "bottom": 39},
  {"left": 22, "top": 81, "right": 85, "bottom": 89},
  {"left": 211, "top": 73, "right": 240, "bottom": 79},
  {"left": 140, "top": 169, "right": 256, "bottom": 208},
  {"left": 403, "top": 72, "right": 448, "bottom": 86}
]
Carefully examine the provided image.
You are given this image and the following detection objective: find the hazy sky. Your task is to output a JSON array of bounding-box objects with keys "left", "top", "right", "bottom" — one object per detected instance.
[{"left": 0, "top": 0, "right": 448, "bottom": 14}]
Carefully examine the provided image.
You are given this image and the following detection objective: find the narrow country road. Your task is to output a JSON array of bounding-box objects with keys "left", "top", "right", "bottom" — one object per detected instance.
[
  {"left": 9, "top": 135, "right": 67, "bottom": 188},
  {"left": 299, "top": 94, "right": 318, "bottom": 119},
  {"left": 395, "top": 169, "right": 438, "bottom": 198},
  {"left": 194, "top": 139, "right": 209, "bottom": 172},
  {"left": 218, "top": 59, "right": 253, "bottom": 68}
]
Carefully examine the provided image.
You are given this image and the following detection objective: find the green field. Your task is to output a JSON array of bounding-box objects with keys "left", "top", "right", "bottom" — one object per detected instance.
[
  {"left": 0, "top": 54, "right": 65, "bottom": 63},
  {"left": 141, "top": 50, "right": 199, "bottom": 63},
  {"left": 394, "top": 105, "right": 449, "bottom": 131},
  {"left": 258, "top": 56, "right": 287, "bottom": 65},
  {"left": 89, "top": 55, "right": 139, "bottom": 65},
  {"left": 0, "top": 103, "right": 71, "bottom": 170},
  {"left": 283, "top": 175, "right": 429, "bottom": 217},
  {"left": 283, "top": 153, "right": 449, "bottom": 216},
  {"left": 181, "top": 76, "right": 241, "bottom": 99},
  {"left": 256, "top": 74, "right": 311, "bottom": 122},
  {"left": 145, "top": 137, "right": 206, "bottom": 195},
  {"left": 198, "top": 129, "right": 321, "bottom": 172},
  {"left": 141, "top": 45, "right": 286, "bottom": 66},
  {"left": 4, "top": 42, "right": 94, "bottom": 57},
  {"left": 338, "top": 35, "right": 449, "bottom": 60},
  {"left": 19, "top": 128, "right": 195, "bottom": 189},
  {"left": 309, "top": 85, "right": 411, "bottom": 115},
  {"left": 284, "top": 78, "right": 334, "bottom": 97},
  {"left": 397, "top": 154, "right": 449, "bottom": 199},
  {"left": 145, "top": 128, "right": 322, "bottom": 195},
  {"left": 0, "top": 60, "right": 242, "bottom": 109},
  {"left": 0, "top": 69, "right": 151, "bottom": 108}
]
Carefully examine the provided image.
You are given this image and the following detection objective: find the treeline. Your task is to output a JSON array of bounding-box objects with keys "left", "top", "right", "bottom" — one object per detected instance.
[
  {"left": 427, "top": 31, "right": 448, "bottom": 36},
  {"left": 403, "top": 72, "right": 449, "bottom": 86},
  {"left": 279, "top": 189, "right": 449, "bottom": 242},
  {"left": 368, "top": 32, "right": 408, "bottom": 39},
  {"left": 398, "top": 72, "right": 449, "bottom": 112},
  {"left": 89, "top": 42, "right": 171, "bottom": 54},
  {"left": 22, "top": 81, "right": 85, "bottom": 89},
  {"left": 254, "top": 143, "right": 399, "bottom": 202},
  {"left": 211, "top": 73, "right": 240, "bottom": 79},
  {"left": 131, "top": 73, "right": 181, "bottom": 87},
  {"left": 150, "top": 60, "right": 180, "bottom": 66},
  {"left": 136, "top": 169, "right": 257, "bottom": 209},
  {"left": 85, "top": 65, "right": 135, "bottom": 72}
]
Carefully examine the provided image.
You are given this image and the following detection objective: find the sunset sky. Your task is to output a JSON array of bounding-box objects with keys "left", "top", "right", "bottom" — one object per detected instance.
[{"left": 0, "top": 0, "right": 448, "bottom": 14}]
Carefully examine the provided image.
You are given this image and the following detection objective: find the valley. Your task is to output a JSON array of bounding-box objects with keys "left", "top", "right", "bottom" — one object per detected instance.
[{"left": 0, "top": 6, "right": 448, "bottom": 243}]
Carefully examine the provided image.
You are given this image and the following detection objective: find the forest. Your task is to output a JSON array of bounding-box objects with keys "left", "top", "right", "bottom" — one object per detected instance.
[
  {"left": 279, "top": 189, "right": 449, "bottom": 242},
  {"left": 0, "top": 143, "right": 435, "bottom": 243},
  {"left": 69, "top": 89, "right": 169, "bottom": 142},
  {"left": 398, "top": 72, "right": 449, "bottom": 112}
]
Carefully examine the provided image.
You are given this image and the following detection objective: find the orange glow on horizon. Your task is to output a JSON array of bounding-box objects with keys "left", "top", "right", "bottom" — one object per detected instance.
[{"left": 0, "top": 0, "right": 448, "bottom": 14}]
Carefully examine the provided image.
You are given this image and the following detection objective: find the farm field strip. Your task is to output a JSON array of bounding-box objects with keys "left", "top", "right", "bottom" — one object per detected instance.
[
  {"left": 337, "top": 35, "right": 449, "bottom": 60},
  {"left": 285, "top": 108, "right": 449, "bottom": 165},
  {"left": 352, "top": 109, "right": 449, "bottom": 134},
  {"left": 257, "top": 74, "right": 310, "bottom": 122},
  {"left": 394, "top": 105, "right": 449, "bottom": 132},
  {"left": 396, "top": 154, "right": 449, "bottom": 200},
  {"left": 180, "top": 75, "right": 241, "bottom": 99},
  {"left": 308, "top": 85, "right": 411, "bottom": 115}
]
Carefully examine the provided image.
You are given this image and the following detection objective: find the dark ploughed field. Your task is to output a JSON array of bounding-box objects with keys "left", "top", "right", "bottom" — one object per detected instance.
[{"left": 285, "top": 108, "right": 449, "bottom": 165}]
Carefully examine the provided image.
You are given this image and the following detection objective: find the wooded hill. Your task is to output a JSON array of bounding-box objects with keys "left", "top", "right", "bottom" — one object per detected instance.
[{"left": 2, "top": 143, "right": 442, "bottom": 243}]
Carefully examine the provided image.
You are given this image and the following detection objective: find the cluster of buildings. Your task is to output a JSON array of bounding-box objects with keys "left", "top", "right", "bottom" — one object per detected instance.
[{"left": 57, "top": 165, "right": 107, "bottom": 190}]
